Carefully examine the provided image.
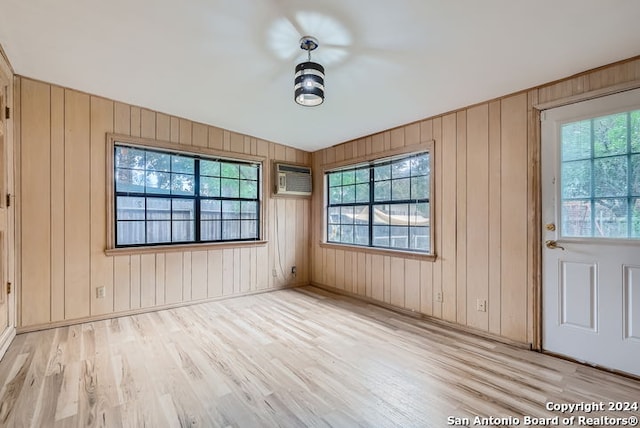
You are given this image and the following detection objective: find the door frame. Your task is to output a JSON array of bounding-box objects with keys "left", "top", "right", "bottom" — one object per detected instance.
[
  {"left": 0, "top": 45, "right": 15, "bottom": 360},
  {"left": 533, "top": 80, "right": 640, "bottom": 354}
]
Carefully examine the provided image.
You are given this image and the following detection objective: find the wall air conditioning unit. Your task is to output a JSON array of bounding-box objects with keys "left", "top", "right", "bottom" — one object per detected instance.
[{"left": 274, "top": 163, "right": 312, "bottom": 197}]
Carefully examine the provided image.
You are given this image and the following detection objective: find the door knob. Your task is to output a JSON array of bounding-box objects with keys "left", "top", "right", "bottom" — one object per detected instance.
[{"left": 545, "top": 240, "right": 565, "bottom": 250}]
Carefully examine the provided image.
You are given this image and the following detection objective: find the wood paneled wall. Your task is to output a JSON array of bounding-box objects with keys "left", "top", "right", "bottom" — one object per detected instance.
[
  {"left": 310, "top": 56, "right": 640, "bottom": 345},
  {"left": 16, "top": 76, "right": 311, "bottom": 330}
]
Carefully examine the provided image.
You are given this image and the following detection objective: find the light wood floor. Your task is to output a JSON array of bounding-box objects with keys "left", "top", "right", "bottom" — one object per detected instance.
[{"left": 0, "top": 287, "right": 638, "bottom": 427}]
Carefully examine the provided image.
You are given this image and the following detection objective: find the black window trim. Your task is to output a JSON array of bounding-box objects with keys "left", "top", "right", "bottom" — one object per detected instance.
[
  {"left": 108, "top": 135, "right": 264, "bottom": 250},
  {"left": 325, "top": 150, "right": 432, "bottom": 255}
]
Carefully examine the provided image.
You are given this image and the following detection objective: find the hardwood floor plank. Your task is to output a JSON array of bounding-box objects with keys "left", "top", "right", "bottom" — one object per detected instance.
[{"left": 0, "top": 287, "right": 638, "bottom": 427}]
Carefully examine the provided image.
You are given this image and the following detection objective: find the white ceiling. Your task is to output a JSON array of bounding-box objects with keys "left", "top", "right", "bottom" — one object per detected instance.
[{"left": 1, "top": 1, "right": 639, "bottom": 151}]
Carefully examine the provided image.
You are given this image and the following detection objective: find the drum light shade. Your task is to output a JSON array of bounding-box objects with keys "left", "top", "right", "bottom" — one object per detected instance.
[{"left": 295, "top": 36, "right": 324, "bottom": 107}]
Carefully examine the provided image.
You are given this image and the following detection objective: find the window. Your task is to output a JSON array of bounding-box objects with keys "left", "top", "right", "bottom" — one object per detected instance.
[
  {"left": 326, "top": 151, "right": 431, "bottom": 253},
  {"left": 114, "top": 143, "right": 260, "bottom": 247},
  {"left": 560, "top": 109, "right": 640, "bottom": 238}
]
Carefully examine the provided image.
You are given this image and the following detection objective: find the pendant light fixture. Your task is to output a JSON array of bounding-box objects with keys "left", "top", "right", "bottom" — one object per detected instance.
[{"left": 294, "top": 36, "right": 325, "bottom": 106}]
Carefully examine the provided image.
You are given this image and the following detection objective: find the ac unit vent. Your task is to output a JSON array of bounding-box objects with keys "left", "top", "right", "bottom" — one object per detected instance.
[{"left": 274, "top": 163, "right": 312, "bottom": 196}]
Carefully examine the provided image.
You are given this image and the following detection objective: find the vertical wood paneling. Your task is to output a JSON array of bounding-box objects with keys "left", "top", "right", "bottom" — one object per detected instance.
[
  {"left": 182, "top": 252, "right": 192, "bottom": 301},
  {"left": 419, "top": 260, "right": 433, "bottom": 315},
  {"left": 50, "top": 86, "right": 65, "bottom": 322},
  {"left": 64, "top": 89, "right": 91, "bottom": 320},
  {"left": 130, "top": 107, "right": 141, "bottom": 137},
  {"left": 488, "top": 100, "right": 502, "bottom": 335},
  {"left": 155, "top": 254, "right": 165, "bottom": 305},
  {"left": 222, "top": 249, "right": 234, "bottom": 295},
  {"left": 432, "top": 117, "right": 443, "bottom": 319},
  {"left": 156, "top": 113, "right": 170, "bottom": 141},
  {"left": 170, "top": 117, "right": 179, "bottom": 143},
  {"left": 164, "top": 252, "right": 183, "bottom": 304},
  {"left": 179, "top": 119, "right": 191, "bottom": 145},
  {"left": 207, "top": 250, "right": 223, "bottom": 296},
  {"left": 466, "top": 104, "right": 489, "bottom": 331},
  {"left": 370, "top": 254, "right": 383, "bottom": 300},
  {"left": 335, "top": 249, "right": 345, "bottom": 290},
  {"left": 192, "top": 123, "right": 207, "bottom": 148},
  {"left": 191, "top": 251, "right": 208, "bottom": 300},
  {"left": 441, "top": 113, "right": 457, "bottom": 323},
  {"left": 140, "top": 254, "right": 156, "bottom": 308},
  {"left": 405, "top": 259, "right": 420, "bottom": 312},
  {"left": 390, "top": 257, "right": 405, "bottom": 307},
  {"left": 130, "top": 255, "right": 141, "bottom": 309},
  {"left": 455, "top": 111, "right": 467, "bottom": 326},
  {"left": 500, "top": 94, "right": 528, "bottom": 342},
  {"left": 114, "top": 256, "right": 130, "bottom": 312},
  {"left": 20, "top": 79, "right": 51, "bottom": 326},
  {"left": 240, "top": 248, "right": 251, "bottom": 293},
  {"left": 141, "top": 109, "right": 155, "bottom": 139},
  {"left": 89, "top": 96, "right": 114, "bottom": 316}
]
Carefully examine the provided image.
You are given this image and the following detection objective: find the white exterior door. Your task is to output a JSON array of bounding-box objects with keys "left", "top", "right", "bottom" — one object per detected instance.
[{"left": 542, "top": 88, "right": 640, "bottom": 377}]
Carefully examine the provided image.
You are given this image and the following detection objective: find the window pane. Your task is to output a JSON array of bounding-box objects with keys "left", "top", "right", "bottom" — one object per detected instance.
[
  {"left": 147, "top": 198, "right": 171, "bottom": 220},
  {"left": 372, "top": 226, "right": 389, "bottom": 247},
  {"left": 328, "top": 207, "right": 341, "bottom": 224},
  {"left": 329, "top": 172, "right": 342, "bottom": 187},
  {"left": 340, "top": 225, "right": 354, "bottom": 243},
  {"left": 374, "top": 164, "right": 390, "bottom": 181},
  {"left": 410, "top": 227, "right": 429, "bottom": 251},
  {"left": 116, "top": 168, "right": 145, "bottom": 193},
  {"left": 240, "top": 180, "right": 257, "bottom": 199},
  {"left": 328, "top": 225, "right": 340, "bottom": 242},
  {"left": 145, "top": 171, "right": 171, "bottom": 194},
  {"left": 241, "top": 201, "right": 258, "bottom": 219},
  {"left": 354, "top": 206, "right": 369, "bottom": 225},
  {"left": 200, "top": 177, "right": 220, "bottom": 197},
  {"left": 374, "top": 181, "right": 390, "bottom": 201},
  {"left": 221, "top": 163, "right": 239, "bottom": 178},
  {"left": 410, "top": 203, "right": 430, "bottom": 226},
  {"left": 561, "top": 120, "right": 591, "bottom": 161},
  {"left": 147, "top": 221, "right": 171, "bottom": 243},
  {"left": 594, "top": 198, "right": 627, "bottom": 238},
  {"left": 222, "top": 201, "right": 240, "bottom": 219},
  {"left": 146, "top": 151, "right": 170, "bottom": 171},
  {"left": 411, "top": 176, "right": 428, "bottom": 200},
  {"left": 594, "top": 113, "right": 628, "bottom": 157},
  {"left": 391, "top": 159, "right": 411, "bottom": 178},
  {"left": 562, "top": 200, "right": 591, "bottom": 237},
  {"left": 240, "top": 164, "right": 258, "bottom": 180},
  {"left": 411, "top": 154, "right": 429, "bottom": 176},
  {"left": 221, "top": 178, "right": 240, "bottom": 198},
  {"left": 373, "top": 204, "right": 389, "bottom": 225},
  {"left": 354, "top": 226, "right": 369, "bottom": 245},
  {"left": 392, "top": 178, "right": 411, "bottom": 200},
  {"left": 390, "top": 226, "right": 409, "bottom": 249},
  {"left": 172, "top": 221, "right": 194, "bottom": 242},
  {"left": 632, "top": 154, "right": 640, "bottom": 196},
  {"left": 329, "top": 187, "right": 342, "bottom": 204},
  {"left": 342, "top": 185, "right": 355, "bottom": 204},
  {"left": 171, "top": 173, "right": 195, "bottom": 195},
  {"left": 632, "top": 111, "right": 640, "bottom": 153},
  {"left": 241, "top": 220, "right": 258, "bottom": 239},
  {"left": 632, "top": 198, "right": 640, "bottom": 237},
  {"left": 340, "top": 206, "right": 354, "bottom": 224},
  {"left": 200, "top": 160, "right": 220, "bottom": 176},
  {"left": 342, "top": 171, "right": 355, "bottom": 185},
  {"left": 201, "top": 200, "right": 221, "bottom": 220},
  {"left": 389, "top": 204, "right": 410, "bottom": 226},
  {"left": 172, "top": 199, "right": 194, "bottom": 220},
  {"left": 594, "top": 156, "right": 627, "bottom": 197},
  {"left": 117, "top": 221, "right": 145, "bottom": 245},
  {"left": 221, "top": 220, "right": 241, "bottom": 240},
  {"left": 117, "top": 196, "right": 145, "bottom": 220},
  {"left": 201, "top": 220, "right": 221, "bottom": 241},
  {"left": 562, "top": 160, "right": 591, "bottom": 199},
  {"left": 172, "top": 155, "right": 194, "bottom": 174},
  {"left": 355, "top": 183, "right": 369, "bottom": 203},
  {"left": 115, "top": 147, "right": 145, "bottom": 169},
  {"left": 355, "top": 169, "right": 369, "bottom": 183}
]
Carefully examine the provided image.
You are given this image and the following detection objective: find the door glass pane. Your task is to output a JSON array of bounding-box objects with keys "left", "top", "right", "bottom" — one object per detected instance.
[{"left": 560, "top": 109, "right": 638, "bottom": 239}]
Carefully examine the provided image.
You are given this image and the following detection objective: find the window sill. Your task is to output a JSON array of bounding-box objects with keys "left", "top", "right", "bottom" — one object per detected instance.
[
  {"left": 105, "top": 240, "right": 268, "bottom": 256},
  {"left": 319, "top": 242, "right": 437, "bottom": 261}
]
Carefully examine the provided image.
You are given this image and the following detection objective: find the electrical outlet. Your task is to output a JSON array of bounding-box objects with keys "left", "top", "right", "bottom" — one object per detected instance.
[
  {"left": 477, "top": 299, "right": 487, "bottom": 312},
  {"left": 435, "top": 291, "right": 443, "bottom": 303},
  {"left": 96, "top": 286, "right": 106, "bottom": 299},
  {"left": 272, "top": 269, "right": 277, "bottom": 277}
]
